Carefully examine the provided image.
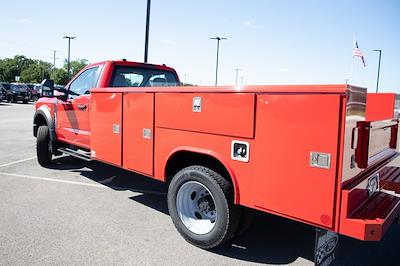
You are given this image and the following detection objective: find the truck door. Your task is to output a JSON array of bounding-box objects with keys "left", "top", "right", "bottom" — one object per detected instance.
[{"left": 56, "top": 66, "right": 101, "bottom": 149}]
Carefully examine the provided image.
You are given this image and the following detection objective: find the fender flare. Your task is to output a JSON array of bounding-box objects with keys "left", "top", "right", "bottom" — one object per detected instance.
[
  {"left": 164, "top": 147, "right": 240, "bottom": 204},
  {"left": 33, "top": 105, "right": 55, "bottom": 141}
]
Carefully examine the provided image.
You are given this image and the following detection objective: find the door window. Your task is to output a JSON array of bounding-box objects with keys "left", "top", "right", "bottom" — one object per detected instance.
[{"left": 69, "top": 67, "right": 100, "bottom": 97}]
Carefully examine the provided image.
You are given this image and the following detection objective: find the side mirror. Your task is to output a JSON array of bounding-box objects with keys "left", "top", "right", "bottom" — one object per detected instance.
[{"left": 40, "top": 79, "right": 55, "bottom": 97}]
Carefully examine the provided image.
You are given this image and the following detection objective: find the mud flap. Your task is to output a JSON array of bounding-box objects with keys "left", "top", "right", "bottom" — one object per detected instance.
[{"left": 314, "top": 228, "right": 339, "bottom": 266}]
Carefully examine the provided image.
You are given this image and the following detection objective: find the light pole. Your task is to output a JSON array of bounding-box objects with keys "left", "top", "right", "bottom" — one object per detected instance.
[
  {"left": 233, "top": 68, "right": 241, "bottom": 85},
  {"left": 210, "top": 37, "right": 227, "bottom": 86},
  {"left": 372, "top": 49, "right": 382, "bottom": 93},
  {"left": 144, "top": 0, "right": 151, "bottom": 63},
  {"left": 63, "top": 36, "right": 76, "bottom": 78}
]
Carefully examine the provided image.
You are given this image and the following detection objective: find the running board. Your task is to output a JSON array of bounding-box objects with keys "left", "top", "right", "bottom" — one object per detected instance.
[{"left": 57, "top": 147, "right": 92, "bottom": 161}]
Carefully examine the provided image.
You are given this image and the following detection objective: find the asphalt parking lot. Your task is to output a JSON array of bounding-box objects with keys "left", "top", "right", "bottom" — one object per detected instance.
[{"left": 0, "top": 102, "right": 400, "bottom": 265}]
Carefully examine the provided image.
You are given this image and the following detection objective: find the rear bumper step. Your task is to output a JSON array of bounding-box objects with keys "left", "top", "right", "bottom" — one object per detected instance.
[
  {"left": 380, "top": 166, "right": 400, "bottom": 193},
  {"left": 350, "top": 192, "right": 400, "bottom": 220}
]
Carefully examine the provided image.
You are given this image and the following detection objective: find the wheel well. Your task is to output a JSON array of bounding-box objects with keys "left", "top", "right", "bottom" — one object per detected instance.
[
  {"left": 165, "top": 151, "right": 232, "bottom": 186},
  {"left": 33, "top": 114, "right": 47, "bottom": 137}
]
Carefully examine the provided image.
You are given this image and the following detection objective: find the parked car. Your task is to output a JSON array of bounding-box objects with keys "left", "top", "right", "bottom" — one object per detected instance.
[
  {"left": 26, "top": 84, "right": 40, "bottom": 102},
  {"left": 5, "top": 84, "right": 31, "bottom": 103},
  {"left": 0, "top": 83, "right": 6, "bottom": 101},
  {"left": 0, "top": 83, "right": 11, "bottom": 102}
]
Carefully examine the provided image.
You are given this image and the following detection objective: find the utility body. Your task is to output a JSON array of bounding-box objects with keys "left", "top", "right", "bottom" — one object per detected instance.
[{"left": 34, "top": 60, "right": 400, "bottom": 252}]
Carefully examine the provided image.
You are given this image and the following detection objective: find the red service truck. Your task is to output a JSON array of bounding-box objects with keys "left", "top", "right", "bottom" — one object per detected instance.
[{"left": 34, "top": 60, "right": 400, "bottom": 263}]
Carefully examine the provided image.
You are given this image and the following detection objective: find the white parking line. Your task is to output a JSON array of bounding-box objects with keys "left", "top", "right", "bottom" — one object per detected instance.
[
  {"left": 0, "top": 172, "right": 107, "bottom": 188},
  {"left": 0, "top": 171, "right": 167, "bottom": 195},
  {"left": 0, "top": 156, "right": 36, "bottom": 168}
]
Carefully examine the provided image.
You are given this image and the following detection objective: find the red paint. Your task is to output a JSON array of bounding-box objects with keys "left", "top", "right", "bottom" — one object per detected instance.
[
  {"left": 366, "top": 93, "right": 396, "bottom": 121},
  {"left": 34, "top": 60, "right": 400, "bottom": 242}
]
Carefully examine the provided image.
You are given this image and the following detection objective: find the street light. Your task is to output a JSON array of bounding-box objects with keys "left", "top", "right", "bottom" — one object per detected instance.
[
  {"left": 210, "top": 37, "right": 227, "bottom": 86},
  {"left": 63, "top": 36, "right": 76, "bottom": 78},
  {"left": 372, "top": 49, "right": 382, "bottom": 93},
  {"left": 233, "top": 68, "right": 241, "bottom": 86},
  {"left": 144, "top": 0, "right": 151, "bottom": 63}
]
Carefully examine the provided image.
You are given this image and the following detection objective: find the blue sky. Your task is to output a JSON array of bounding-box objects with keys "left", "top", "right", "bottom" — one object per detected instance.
[{"left": 0, "top": 0, "right": 399, "bottom": 92}]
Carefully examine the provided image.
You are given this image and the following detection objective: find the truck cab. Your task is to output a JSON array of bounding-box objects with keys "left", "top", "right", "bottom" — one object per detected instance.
[{"left": 34, "top": 60, "right": 179, "bottom": 150}]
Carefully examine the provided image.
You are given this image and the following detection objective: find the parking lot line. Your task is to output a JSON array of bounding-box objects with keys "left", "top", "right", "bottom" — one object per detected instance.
[
  {"left": 0, "top": 156, "right": 36, "bottom": 168},
  {"left": 0, "top": 171, "right": 167, "bottom": 195},
  {"left": 0, "top": 172, "right": 107, "bottom": 188}
]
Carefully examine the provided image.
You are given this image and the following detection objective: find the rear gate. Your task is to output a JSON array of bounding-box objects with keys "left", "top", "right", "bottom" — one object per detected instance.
[{"left": 339, "top": 93, "right": 400, "bottom": 241}]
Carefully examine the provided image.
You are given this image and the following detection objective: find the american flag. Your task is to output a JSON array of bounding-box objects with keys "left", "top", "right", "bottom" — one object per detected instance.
[{"left": 353, "top": 41, "right": 367, "bottom": 67}]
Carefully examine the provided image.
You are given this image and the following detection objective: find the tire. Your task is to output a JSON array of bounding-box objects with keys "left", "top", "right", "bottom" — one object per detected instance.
[
  {"left": 36, "top": 125, "right": 52, "bottom": 166},
  {"left": 31, "top": 95, "right": 39, "bottom": 102},
  {"left": 7, "top": 95, "right": 14, "bottom": 103},
  {"left": 167, "top": 165, "right": 240, "bottom": 249}
]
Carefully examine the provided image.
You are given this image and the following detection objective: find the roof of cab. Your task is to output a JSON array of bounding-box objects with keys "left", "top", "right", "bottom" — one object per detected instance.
[{"left": 87, "top": 60, "right": 176, "bottom": 72}]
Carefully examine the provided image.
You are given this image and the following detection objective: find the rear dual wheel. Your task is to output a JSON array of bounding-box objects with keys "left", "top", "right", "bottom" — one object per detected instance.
[{"left": 167, "top": 165, "right": 240, "bottom": 249}]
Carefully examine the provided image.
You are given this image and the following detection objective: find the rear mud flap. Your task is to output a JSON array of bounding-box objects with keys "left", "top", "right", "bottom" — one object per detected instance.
[{"left": 314, "top": 229, "right": 339, "bottom": 266}]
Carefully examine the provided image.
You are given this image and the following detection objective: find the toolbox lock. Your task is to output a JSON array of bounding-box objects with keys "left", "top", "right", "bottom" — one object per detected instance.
[{"left": 310, "top": 152, "right": 331, "bottom": 169}]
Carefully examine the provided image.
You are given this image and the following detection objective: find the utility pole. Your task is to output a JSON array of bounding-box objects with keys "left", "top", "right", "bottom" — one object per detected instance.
[
  {"left": 210, "top": 37, "right": 227, "bottom": 86},
  {"left": 63, "top": 36, "right": 76, "bottom": 78},
  {"left": 233, "top": 68, "right": 241, "bottom": 85},
  {"left": 53, "top": 50, "right": 57, "bottom": 69},
  {"left": 372, "top": 49, "right": 382, "bottom": 93},
  {"left": 144, "top": 0, "right": 151, "bottom": 63}
]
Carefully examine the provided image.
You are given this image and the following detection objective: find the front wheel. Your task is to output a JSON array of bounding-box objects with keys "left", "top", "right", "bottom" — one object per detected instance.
[
  {"left": 31, "top": 95, "right": 39, "bottom": 102},
  {"left": 167, "top": 165, "right": 240, "bottom": 249},
  {"left": 36, "top": 125, "right": 52, "bottom": 166}
]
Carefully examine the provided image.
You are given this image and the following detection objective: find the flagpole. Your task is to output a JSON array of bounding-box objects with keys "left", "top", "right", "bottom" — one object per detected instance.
[{"left": 349, "top": 36, "right": 356, "bottom": 83}]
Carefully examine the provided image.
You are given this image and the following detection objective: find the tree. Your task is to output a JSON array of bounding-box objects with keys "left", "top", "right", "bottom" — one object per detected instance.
[
  {"left": 64, "top": 59, "right": 88, "bottom": 77},
  {"left": 20, "top": 61, "right": 52, "bottom": 83},
  {"left": 0, "top": 55, "right": 89, "bottom": 84},
  {"left": 50, "top": 68, "right": 69, "bottom": 85}
]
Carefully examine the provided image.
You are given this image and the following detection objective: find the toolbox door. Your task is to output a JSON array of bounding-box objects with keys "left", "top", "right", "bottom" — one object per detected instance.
[
  {"left": 122, "top": 93, "right": 154, "bottom": 175},
  {"left": 90, "top": 92, "right": 122, "bottom": 166}
]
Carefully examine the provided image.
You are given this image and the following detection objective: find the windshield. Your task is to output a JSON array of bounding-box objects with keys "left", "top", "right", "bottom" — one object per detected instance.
[
  {"left": 11, "top": 84, "right": 28, "bottom": 91},
  {"left": 110, "top": 66, "right": 179, "bottom": 87},
  {"left": 1, "top": 83, "right": 11, "bottom": 90}
]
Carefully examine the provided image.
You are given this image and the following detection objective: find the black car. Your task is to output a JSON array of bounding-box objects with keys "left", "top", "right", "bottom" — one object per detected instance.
[
  {"left": 0, "top": 83, "right": 6, "bottom": 101},
  {"left": 4, "top": 84, "right": 31, "bottom": 103}
]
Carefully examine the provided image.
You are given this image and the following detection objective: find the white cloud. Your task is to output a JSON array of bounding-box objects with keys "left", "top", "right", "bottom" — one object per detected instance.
[
  {"left": 17, "top": 18, "right": 32, "bottom": 24},
  {"left": 280, "top": 68, "right": 289, "bottom": 72},
  {"left": 161, "top": 39, "right": 176, "bottom": 45},
  {"left": 243, "top": 21, "right": 264, "bottom": 29}
]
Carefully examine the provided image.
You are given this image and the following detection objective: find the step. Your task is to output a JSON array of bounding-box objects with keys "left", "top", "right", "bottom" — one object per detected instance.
[
  {"left": 380, "top": 166, "right": 400, "bottom": 193},
  {"left": 349, "top": 192, "right": 400, "bottom": 220},
  {"left": 57, "top": 147, "right": 92, "bottom": 161},
  {"left": 340, "top": 190, "right": 400, "bottom": 241}
]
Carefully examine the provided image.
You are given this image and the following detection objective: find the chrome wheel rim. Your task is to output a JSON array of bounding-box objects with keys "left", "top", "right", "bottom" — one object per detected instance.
[{"left": 176, "top": 181, "right": 217, "bottom": 235}]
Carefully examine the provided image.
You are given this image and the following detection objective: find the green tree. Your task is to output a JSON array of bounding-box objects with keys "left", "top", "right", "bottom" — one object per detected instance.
[
  {"left": 50, "top": 68, "right": 69, "bottom": 85},
  {"left": 20, "top": 61, "right": 52, "bottom": 83},
  {"left": 64, "top": 59, "right": 88, "bottom": 77},
  {"left": 0, "top": 55, "right": 37, "bottom": 82}
]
